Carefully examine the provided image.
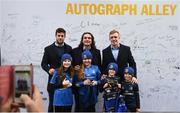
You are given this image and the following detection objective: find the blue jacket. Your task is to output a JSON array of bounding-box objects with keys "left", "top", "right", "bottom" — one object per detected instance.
[
  {"left": 50, "top": 70, "right": 73, "bottom": 106},
  {"left": 75, "top": 65, "right": 101, "bottom": 108}
]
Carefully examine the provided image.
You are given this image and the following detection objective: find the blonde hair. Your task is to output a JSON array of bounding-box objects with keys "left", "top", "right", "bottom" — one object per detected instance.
[
  {"left": 109, "top": 29, "right": 120, "bottom": 36},
  {"left": 76, "top": 64, "right": 85, "bottom": 81}
]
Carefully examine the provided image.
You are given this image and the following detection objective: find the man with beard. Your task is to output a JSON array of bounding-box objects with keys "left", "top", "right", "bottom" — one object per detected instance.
[
  {"left": 41, "top": 28, "right": 72, "bottom": 112},
  {"left": 102, "top": 29, "right": 137, "bottom": 83}
]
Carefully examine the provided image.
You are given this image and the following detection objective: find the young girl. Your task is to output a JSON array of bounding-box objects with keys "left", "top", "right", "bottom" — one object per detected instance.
[
  {"left": 74, "top": 50, "right": 101, "bottom": 112},
  {"left": 50, "top": 54, "right": 74, "bottom": 112},
  {"left": 121, "top": 67, "right": 140, "bottom": 112}
]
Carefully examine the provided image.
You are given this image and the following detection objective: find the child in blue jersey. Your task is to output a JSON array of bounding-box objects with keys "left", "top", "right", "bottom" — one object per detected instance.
[
  {"left": 121, "top": 67, "right": 140, "bottom": 112},
  {"left": 101, "top": 63, "right": 122, "bottom": 112},
  {"left": 75, "top": 50, "right": 101, "bottom": 112},
  {"left": 50, "top": 54, "right": 74, "bottom": 112}
]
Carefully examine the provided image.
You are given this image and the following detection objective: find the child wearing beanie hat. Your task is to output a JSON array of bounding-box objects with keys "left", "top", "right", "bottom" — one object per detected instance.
[
  {"left": 74, "top": 50, "right": 101, "bottom": 112},
  {"left": 121, "top": 66, "right": 140, "bottom": 112},
  {"left": 61, "top": 53, "right": 72, "bottom": 63},
  {"left": 82, "top": 50, "right": 93, "bottom": 60},
  {"left": 124, "top": 67, "right": 135, "bottom": 76},
  {"left": 100, "top": 62, "right": 122, "bottom": 112},
  {"left": 50, "top": 53, "right": 75, "bottom": 112},
  {"left": 107, "top": 62, "right": 118, "bottom": 74}
]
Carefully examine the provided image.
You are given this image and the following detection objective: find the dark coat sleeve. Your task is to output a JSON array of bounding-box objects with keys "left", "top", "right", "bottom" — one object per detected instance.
[
  {"left": 92, "top": 49, "right": 101, "bottom": 71},
  {"left": 134, "top": 83, "right": 140, "bottom": 109},
  {"left": 127, "top": 47, "right": 137, "bottom": 77},
  {"left": 102, "top": 48, "right": 112, "bottom": 75},
  {"left": 41, "top": 47, "right": 50, "bottom": 74},
  {"left": 71, "top": 48, "right": 82, "bottom": 66}
]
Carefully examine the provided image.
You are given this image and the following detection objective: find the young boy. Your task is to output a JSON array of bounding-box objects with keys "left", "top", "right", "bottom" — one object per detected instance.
[
  {"left": 101, "top": 63, "right": 121, "bottom": 112},
  {"left": 121, "top": 67, "right": 140, "bottom": 112}
]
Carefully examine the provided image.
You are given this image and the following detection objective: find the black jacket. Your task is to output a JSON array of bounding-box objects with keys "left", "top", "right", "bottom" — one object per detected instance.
[
  {"left": 41, "top": 42, "right": 72, "bottom": 82},
  {"left": 121, "top": 81, "right": 140, "bottom": 109},
  {"left": 102, "top": 44, "right": 136, "bottom": 81},
  {"left": 71, "top": 47, "right": 101, "bottom": 70}
]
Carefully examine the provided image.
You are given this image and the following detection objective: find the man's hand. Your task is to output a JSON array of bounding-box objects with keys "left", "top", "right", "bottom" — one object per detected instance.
[
  {"left": 101, "top": 74, "right": 107, "bottom": 80},
  {"left": 74, "top": 65, "right": 80, "bottom": 71},
  {"left": 48, "top": 68, "right": 55, "bottom": 75},
  {"left": 136, "top": 108, "right": 140, "bottom": 112},
  {"left": 131, "top": 77, "right": 138, "bottom": 83}
]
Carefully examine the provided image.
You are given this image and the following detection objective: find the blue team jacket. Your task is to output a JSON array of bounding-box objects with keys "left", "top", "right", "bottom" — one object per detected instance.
[
  {"left": 75, "top": 65, "right": 101, "bottom": 108},
  {"left": 50, "top": 70, "right": 73, "bottom": 106}
]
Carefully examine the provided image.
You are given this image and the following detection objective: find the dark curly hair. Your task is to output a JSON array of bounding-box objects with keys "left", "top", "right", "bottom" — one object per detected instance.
[{"left": 78, "top": 32, "right": 96, "bottom": 49}]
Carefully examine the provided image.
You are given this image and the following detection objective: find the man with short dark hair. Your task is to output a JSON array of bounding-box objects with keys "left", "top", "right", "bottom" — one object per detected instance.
[{"left": 41, "top": 28, "right": 72, "bottom": 112}]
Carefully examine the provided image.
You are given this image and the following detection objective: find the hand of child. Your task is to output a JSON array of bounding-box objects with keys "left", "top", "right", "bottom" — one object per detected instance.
[
  {"left": 67, "top": 82, "right": 72, "bottom": 87},
  {"left": 64, "top": 79, "right": 72, "bottom": 88},
  {"left": 91, "top": 80, "right": 97, "bottom": 86},
  {"left": 118, "top": 84, "right": 121, "bottom": 88},
  {"left": 103, "top": 83, "right": 109, "bottom": 88},
  {"left": 62, "top": 78, "right": 70, "bottom": 86},
  {"left": 83, "top": 79, "right": 91, "bottom": 85}
]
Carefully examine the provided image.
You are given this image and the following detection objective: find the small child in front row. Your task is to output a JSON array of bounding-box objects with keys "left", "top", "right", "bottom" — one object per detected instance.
[
  {"left": 101, "top": 63, "right": 121, "bottom": 112},
  {"left": 50, "top": 54, "right": 74, "bottom": 112},
  {"left": 121, "top": 67, "right": 140, "bottom": 112}
]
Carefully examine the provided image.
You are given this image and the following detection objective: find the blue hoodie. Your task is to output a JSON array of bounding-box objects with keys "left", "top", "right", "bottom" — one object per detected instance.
[
  {"left": 75, "top": 65, "right": 101, "bottom": 108},
  {"left": 50, "top": 70, "right": 73, "bottom": 106}
]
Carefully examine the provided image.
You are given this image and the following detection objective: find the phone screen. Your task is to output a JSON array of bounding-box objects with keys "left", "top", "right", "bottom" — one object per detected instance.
[
  {"left": 13, "top": 65, "right": 33, "bottom": 104},
  {"left": 15, "top": 71, "right": 31, "bottom": 97}
]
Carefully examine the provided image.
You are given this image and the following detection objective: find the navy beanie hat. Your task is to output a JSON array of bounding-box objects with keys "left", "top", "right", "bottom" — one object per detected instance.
[
  {"left": 124, "top": 67, "right": 135, "bottom": 76},
  {"left": 61, "top": 53, "right": 72, "bottom": 63},
  {"left": 82, "top": 50, "right": 93, "bottom": 59},
  {"left": 107, "top": 63, "right": 118, "bottom": 73}
]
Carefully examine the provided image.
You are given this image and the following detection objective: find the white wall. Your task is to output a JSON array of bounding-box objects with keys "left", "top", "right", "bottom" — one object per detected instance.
[{"left": 1, "top": 0, "right": 180, "bottom": 112}]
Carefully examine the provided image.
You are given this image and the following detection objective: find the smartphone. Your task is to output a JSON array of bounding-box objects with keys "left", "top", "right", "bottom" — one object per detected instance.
[{"left": 13, "top": 64, "right": 33, "bottom": 106}]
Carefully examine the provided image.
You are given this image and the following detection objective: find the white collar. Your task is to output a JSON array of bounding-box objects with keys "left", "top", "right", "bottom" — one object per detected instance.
[{"left": 55, "top": 42, "right": 64, "bottom": 47}]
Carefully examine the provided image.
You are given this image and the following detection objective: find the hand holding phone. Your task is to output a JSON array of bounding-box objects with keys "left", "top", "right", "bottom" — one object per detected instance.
[
  {"left": 13, "top": 64, "right": 33, "bottom": 106},
  {"left": 20, "top": 85, "right": 44, "bottom": 112}
]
